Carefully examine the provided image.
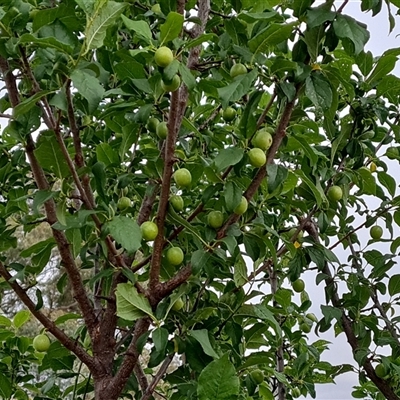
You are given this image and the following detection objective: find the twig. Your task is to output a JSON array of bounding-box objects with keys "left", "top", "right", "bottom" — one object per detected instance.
[
  {"left": 0, "top": 262, "right": 96, "bottom": 369},
  {"left": 140, "top": 354, "right": 174, "bottom": 400}
]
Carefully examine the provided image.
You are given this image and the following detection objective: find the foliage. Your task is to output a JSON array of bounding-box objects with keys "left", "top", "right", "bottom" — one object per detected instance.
[{"left": 1, "top": 0, "right": 400, "bottom": 399}]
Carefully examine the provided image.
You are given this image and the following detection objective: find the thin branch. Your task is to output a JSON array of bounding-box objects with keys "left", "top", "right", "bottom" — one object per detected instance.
[
  {"left": 303, "top": 220, "right": 400, "bottom": 400},
  {"left": 104, "top": 318, "right": 151, "bottom": 398},
  {"left": 18, "top": 46, "right": 56, "bottom": 129},
  {"left": 0, "top": 55, "right": 99, "bottom": 340},
  {"left": 140, "top": 354, "right": 174, "bottom": 400},
  {"left": 217, "top": 85, "right": 301, "bottom": 240},
  {"left": 0, "top": 262, "right": 96, "bottom": 370}
]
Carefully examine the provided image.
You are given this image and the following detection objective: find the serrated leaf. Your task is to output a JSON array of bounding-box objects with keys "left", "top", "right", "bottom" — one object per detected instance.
[
  {"left": 116, "top": 282, "right": 156, "bottom": 321},
  {"left": 121, "top": 15, "right": 152, "bottom": 44},
  {"left": 70, "top": 69, "right": 105, "bottom": 114},
  {"left": 190, "top": 329, "right": 219, "bottom": 358},
  {"left": 197, "top": 353, "right": 240, "bottom": 400},
  {"left": 105, "top": 216, "right": 142, "bottom": 254},
  {"left": 84, "top": 1, "right": 126, "bottom": 53},
  {"left": 160, "top": 12, "right": 184, "bottom": 44},
  {"left": 253, "top": 304, "right": 282, "bottom": 339}
]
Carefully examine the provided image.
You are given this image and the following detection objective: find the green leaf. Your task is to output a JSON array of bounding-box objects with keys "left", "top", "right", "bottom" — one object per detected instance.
[
  {"left": 266, "top": 164, "right": 288, "bottom": 194},
  {"left": 121, "top": 15, "right": 152, "bottom": 44},
  {"left": 13, "top": 310, "right": 30, "bottom": 329},
  {"left": 239, "top": 91, "right": 262, "bottom": 138},
  {"left": 214, "top": 147, "right": 244, "bottom": 172},
  {"left": 96, "top": 143, "right": 119, "bottom": 166},
  {"left": 197, "top": 353, "right": 240, "bottom": 400},
  {"left": 293, "top": 0, "right": 314, "bottom": 16},
  {"left": 104, "top": 216, "right": 142, "bottom": 254},
  {"left": 190, "top": 329, "right": 219, "bottom": 358},
  {"left": 160, "top": 12, "right": 184, "bottom": 44},
  {"left": 84, "top": 1, "right": 126, "bottom": 53},
  {"left": 355, "top": 50, "right": 373, "bottom": 76},
  {"left": 259, "top": 383, "right": 274, "bottom": 400},
  {"left": 0, "top": 374, "right": 12, "bottom": 399},
  {"left": 70, "top": 69, "right": 105, "bottom": 114},
  {"left": 294, "top": 170, "right": 326, "bottom": 207},
  {"left": 378, "top": 170, "right": 396, "bottom": 197},
  {"left": 218, "top": 69, "right": 258, "bottom": 109},
  {"left": 366, "top": 54, "right": 397, "bottom": 85},
  {"left": 389, "top": 274, "right": 400, "bottom": 296},
  {"left": 191, "top": 250, "right": 211, "bottom": 275},
  {"left": 19, "top": 33, "right": 74, "bottom": 54},
  {"left": 305, "top": 73, "right": 332, "bottom": 111},
  {"left": 153, "top": 327, "right": 169, "bottom": 353},
  {"left": 0, "top": 315, "right": 12, "bottom": 327},
  {"left": 333, "top": 14, "right": 370, "bottom": 55},
  {"left": 114, "top": 61, "right": 146, "bottom": 80},
  {"left": 290, "top": 135, "right": 319, "bottom": 166},
  {"left": 356, "top": 167, "right": 376, "bottom": 196},
  {"left": 34, "top": 133, "right": 70, "bottom": 178},
  {"left": 377, "top": 74, "right": 400, "bottom": 103},
  {"left": 225, "top": 181, "right": 242, "bottom": 212},
  {"left": 249, "top": 22, "right": 298, "bottom": 56},
  {"left": 179, "top": 63, "right": 197, "bottom": 90},
  {"left": 116, "top": 282, "right": 156, "bottom": 321},
  {"left": 253, "top": 304, "right": 282, "bottom": 340},
  {"left": 184, "top": 33, "right": 218, "bottom": 49},
  {"left": 234, "top": 254, "right": 248, "bottom": 287}
]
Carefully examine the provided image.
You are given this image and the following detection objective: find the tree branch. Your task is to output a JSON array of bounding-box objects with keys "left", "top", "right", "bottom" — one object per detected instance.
[
  {"left": 0, "top": 262, "right": 97, "bottom": 370},
  {"left": 303, "top": 220, "right": 400, "bottom": 400},
  {"left": 0, "top": 55, "right": 99, "bottom": 340},
  {"left": 140, "top": 354, "right": 174, "bottom": 400},
  {"left": 104, "top": 318, "right": 151, "bottom": 398}
]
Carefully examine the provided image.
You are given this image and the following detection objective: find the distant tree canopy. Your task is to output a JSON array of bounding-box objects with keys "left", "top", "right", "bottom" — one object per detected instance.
[{"left": 2, "top": 1, "right": 400, "bottom": 399}]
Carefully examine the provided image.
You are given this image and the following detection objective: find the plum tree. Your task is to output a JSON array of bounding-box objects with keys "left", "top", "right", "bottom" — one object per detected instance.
[{"left": 1, "top": 2, "right": 400, "bottom": 400}]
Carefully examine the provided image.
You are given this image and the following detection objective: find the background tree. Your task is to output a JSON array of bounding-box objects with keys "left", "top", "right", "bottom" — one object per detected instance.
[{"left": 1, "top": 0, "right": 400, "bottom": 399}]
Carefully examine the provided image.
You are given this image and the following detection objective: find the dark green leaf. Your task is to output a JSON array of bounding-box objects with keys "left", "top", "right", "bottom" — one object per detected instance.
[
  {"left": 218, "top": 69, "right": 257, "bottom": 108},
  {"left": 333, "top": 14, "right": 370, "bottom": 55},
  {"left": 160, "top": 12, "right": 184, "bottom": 44},
  {"left": 305, "top": 73, "right": 332, "bottom": 111},
  {"left": 214, "top": 147, "right": 244, "bottom": 172},
  {"left": 105, "top": 216, "right": 142, "bottom": 254},
  {"left": 190, "top": 329, "right": 219, "bottom": 358},
  {"left": 197, "top": 353, "right": 240, "bottom": 400},
  {"left": 116, "top": 282, "right": 156, "bottom": 321},
  {"left": 389, "top": 274, "right": 400, "bottom": 296}
]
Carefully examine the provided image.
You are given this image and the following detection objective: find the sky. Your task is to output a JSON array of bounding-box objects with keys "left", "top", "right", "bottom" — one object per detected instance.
[{"left": 303, "top": 2, "right": 400, "bottom": 399}]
